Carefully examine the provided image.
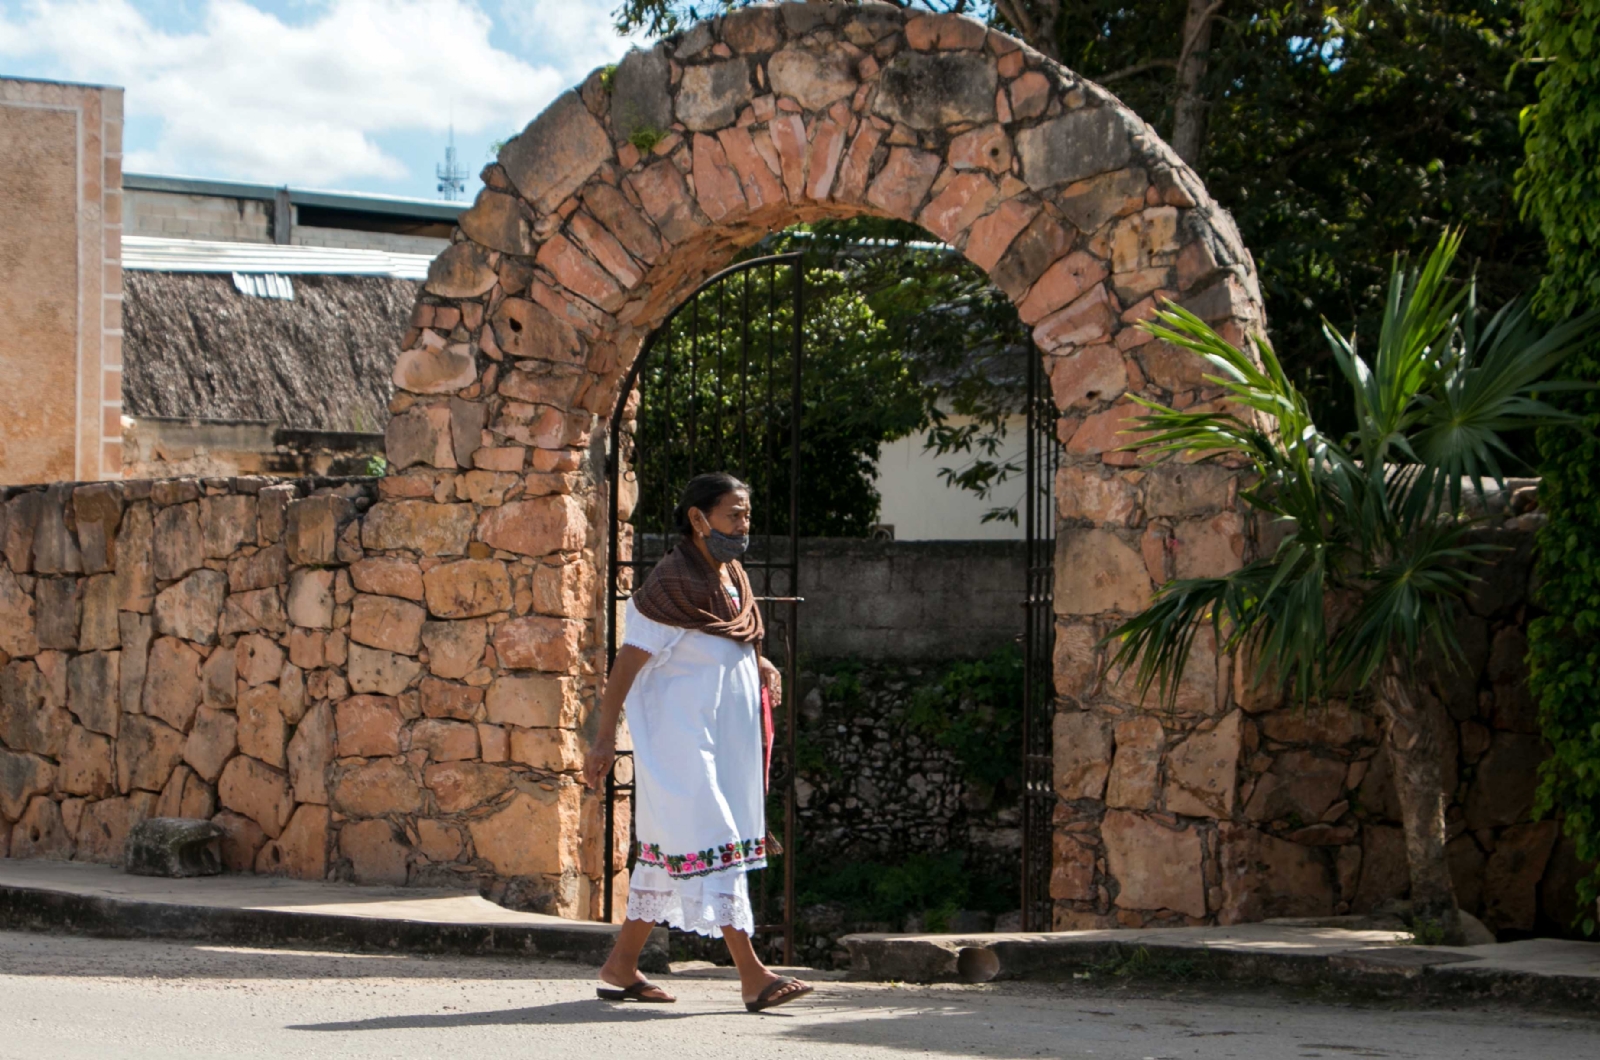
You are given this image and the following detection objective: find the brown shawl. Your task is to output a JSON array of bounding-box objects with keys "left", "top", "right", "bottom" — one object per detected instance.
[{"left": 632, "top": 537, "right": 765, "bottom": 644}]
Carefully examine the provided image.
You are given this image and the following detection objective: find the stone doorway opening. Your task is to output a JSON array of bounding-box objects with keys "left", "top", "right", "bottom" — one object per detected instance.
[{"left": 393, "top": 2, "right": 1266, "bottom": 936}]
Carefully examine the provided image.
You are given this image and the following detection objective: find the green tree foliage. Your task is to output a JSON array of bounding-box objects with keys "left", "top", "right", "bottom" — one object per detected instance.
[{"left": 1521, "top": 0, "right": 1600, "bottom": 933}]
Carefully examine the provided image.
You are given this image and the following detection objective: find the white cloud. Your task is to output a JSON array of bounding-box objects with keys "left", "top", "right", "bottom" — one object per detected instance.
[
  {"left": 0, "top": 0, "right": 632, "bottom": 185},
  {"left": 498, "top": 0, "right": 649, "bottom": 80}
]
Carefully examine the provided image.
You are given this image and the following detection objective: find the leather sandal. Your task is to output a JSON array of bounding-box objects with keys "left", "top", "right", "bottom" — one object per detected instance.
[
  {"left": 596, "top": 979, "right": 676, "bottom": 1003},
  {"left": 744, "top": 975, "right": 813, "bottom": 1013}
]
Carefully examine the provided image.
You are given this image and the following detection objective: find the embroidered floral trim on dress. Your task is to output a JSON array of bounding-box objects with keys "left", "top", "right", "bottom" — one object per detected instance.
[
  {"left": 626, "top": 887, "right": 755, "bottom": 937},
  {"left": 633, "top": 836, "right": 767, "bottom": 879}
]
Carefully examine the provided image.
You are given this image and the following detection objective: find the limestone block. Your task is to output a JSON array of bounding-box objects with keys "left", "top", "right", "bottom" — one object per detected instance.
[
  {"left": 348, "top": 644, "right": 424, "bottom": 697},
  {"left": 76, "top": 796, "right": 145, "bottom": 865},
  {"left": 349, "top": 594, "right": 426, "bottom": 656},
  {"left": 201, "top": 495, "right": 257, "bottom": 559},
  {"left": 1142, "top": 464, "right": 1235, "bottom": 519},
  {"left": 2, "top": 491, "right": 42, "bottom": 574},
  {"left": 117, "top": 613, "right": 152, "bottom": 716},
  {"left": 1051, "top": 711, "right": 1112, "bottom": 800},
  {"left": 1353, "top": 824, "right": 1408, "bottom": 912},
  {"left": 0, "top": 567, "right": 39, "bottom": 657},
  {"left": 625, "top": 160, "right": 701, "bottom": 245},
  {"left": 1101, "top": 809, "right": 1206, "bottom": 917},
  {"left": 219, "top": 587, "right": 288, "bottom": 638},
  {"left": 948, "top": 124, "right": 1011, "bottom": 174},
  {"left": 532, "top": 563, "right": 592, "bottom": 618},
  {"left": 183, "top": 706, "right": 238, "bottom": 784},
  {"left": 872, "top": 51, "right": 997, "bottom": 129},
  {"left": 918, "top": 172, "right": 997, "bottom": 243},
  {"left": 153, "top": 502, "right": 204, "bottom": 582},
  {"left": 73, "top": 482, "right": 123, "bottom": 574},
  {"left": 1018, "top": 108, "right": 1133, "bottom": 190},
  {"left": 232, "top": 634, "right": 282, "bottom": 689},
  {"left": 408, "top": 719, "right": 479, "bottom": 762},
  {"left": 212, "top": 810, "right": 267, "bottom": 872},
  {"left": 153, "top": 569, "right": 227, "bottom": 646},
  {"left": 458, "top": 188, "right": 535, "bottom": 256},
  {"left": 32, "top": 483, "right": 83, "bottom": 575},
  {"left": 330, "top": 758, "right": 424, "bottom": 818},
  {"left": 1482, "top": 820, "right": 1559, "bottom": 933},
  {"left": 1216, "top": 823, "right": 1335, "bottom": 922},
  {"left": 770, "top": 43, "right": 857, "bottom": 110},
  {"left": 287, "top": 569, "right": 335, "bottom": 630},
  {"left": 228, "top": 545, "right": 287, "bottom": 593},
  {"left": 117, "top": 714, "right": 186, "bottom": 794},
  {"left": 422, "top": 560, "right": 512, "bottom": 621},
  {"left": 478, "top": 724, "right": 509, "bottom": 764},
  {"left": 1258, "top": 703, "right": 1374, "bottom": 746},
  {"left": 362, "top": 501, "right": 476, "bottom": 557},
  {"left": 424, "top": 240, "right": 498, "bottom": 299},
  {"left": 124, "top": 817, "right": 223, "bottom": 878},
  {"left": 536, "top": 235, "right": 624, "bottom": 311},
  {"left": 154, "top": 763, "right": 194, "bottom": 818},
  {"left": 610, "top": 46, "right": 673, "bottom": 143},
  {"left": 1105, "top": 715, "right": 1163, "bottom": 810},
  {"left": 386, "top": 404, "right": 457, "bottom": 470},
  {"left": 1164, "top": 711, "right": 1241, "bottom": 817},
  {"left": 1173, "top": 512, "right": 1246, "bottom": 580},
  {"left": 1035, "top": 286, "right": 1117, "bottom": 353},
  {"left": 0, "top": 749, "right": 56, "bottom": 819},
  {"left": 493, "top": 616, "right": 582, "bottom": 672},
  {"left": 285, "top": 495, "right": 356, "bottom": 566},
  {"left": 417, "top": 818, "right": 465, "bottom": 863},
  {"left": 486, "top": 674, "right": 574, "bottom": 729},
  {"left": 964, "top": 198, "right": 1037, "bottom": 272},
  {"left": 143, "top": 637, "right": 203, "bottom": 732},
  {"left": 179, "top": 771, "right": 216, "bottom": 821},
  {"left": 349, "top": 557, "right": 424, "bottom": 602},
  {"left": 1465, "top": 733, "right": 1545, "bottom": 829},
  {"left": 490, "top": 297, "right": 584, "bottom": 366},
  {"left": 1242, "top": 750, "right": 1345, "bottom": 823},
  {"left": 864, "top": 147, "right": 942, "bottom": 221},
  {"left": 59, "top": 725, "right": 115, "bottom": 797},
  {"left": 288, "top": 701, "right": 333, "bottom": 804},
  {"left": 218, "top": 754, "right": 294, "bottom": 838},
  {"left": 1055, "top": 168, "right": 1149, "bottom": 236},
  {"left": 421, "top": 678, "right": 485, "bottom": 720},
  {"left": 467, "top": 786, "right": 578, "bottom": 876},
  {"left": 66, "top": 650, "right": 120, "bottom": 737},
  {"left": 509, "top": 726, "right": 583, "bottom": 772},
  {"left": 339, "top": 817, "right": 410, "bottom": 884},
  {"left": 478, "top": 496, "right": 586, "bottom": 557},
  {"left": 10, "top": 794, "right": 72, "bottom": 859},
  {"left": 500, "top": 91, "right": 613, "bottom": 212},
  {"left": 253, "top": 802, "right": 329, "bottom": 880},
  {"left": 1055, "top": 529, "right": 1150, "bottom": 615},
  {"left": 676, "top": 58, "right": 754, "bottom": 130},
  {"left": 35, "top": 576, "right": 81, "bottom": 651},
  {"left": 336, "top": 695, "right": 403, "bottom": 757},
  {"left": 237, "top": 685, "right": 286, "bottom": 768},
  {"left": 421, "top": 620, "right": 489, "bottom": 680},
  {"left": 115, "top": 502, "right": 156, "bottom": 613},
  {"left": 1, "top": 660, "right": 70, "bottom": 756},
  {"left": 993, "top": 213, "right": 1073, "bottom": 303}
]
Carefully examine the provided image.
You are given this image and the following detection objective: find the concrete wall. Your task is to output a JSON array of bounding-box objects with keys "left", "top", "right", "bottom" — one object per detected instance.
[
  {"left": 791, "top": 538, "right": 1024, "bottom": 660},
  {"left": 874, "top": 415, "right": 1026, "bottom": 542},
  {"left": 292, "top": 226, "right": 449, "bottom": 257},
  {"left": 125, "top": 189, "right": 272, "bottom": 244},
  {"left": 0, "top": 78, "right": 124, "bottom": 484}
]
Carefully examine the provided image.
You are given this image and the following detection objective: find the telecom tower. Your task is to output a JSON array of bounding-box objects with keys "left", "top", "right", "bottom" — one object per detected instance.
[{"left": 436, "top": 124, "right": 468, "bottom": 201}]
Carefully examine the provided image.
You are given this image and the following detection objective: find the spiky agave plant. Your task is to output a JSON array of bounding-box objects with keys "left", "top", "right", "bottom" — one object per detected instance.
[{"left": 1104, "top": 231, "right": 1596, "bottom": 943}]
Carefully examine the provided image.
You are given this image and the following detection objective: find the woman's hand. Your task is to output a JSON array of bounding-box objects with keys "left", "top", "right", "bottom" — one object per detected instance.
[
  {"left": 758, "top": 656, "right": 783, "bottom": 709},
  {"left": 582, "top": 737, "right": 616, "bottom": 791}
]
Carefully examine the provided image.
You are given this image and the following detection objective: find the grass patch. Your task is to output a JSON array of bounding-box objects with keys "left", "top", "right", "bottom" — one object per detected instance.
[
  {"left": 1074, "top": 944, "right": 1221, "bottom": 983},
  {"left": 628, "top": 127, "right": 666, "bottom": 152}
]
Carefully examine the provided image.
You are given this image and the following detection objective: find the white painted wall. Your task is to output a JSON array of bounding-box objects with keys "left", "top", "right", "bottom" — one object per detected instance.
[{"left": 873, "top": 415, "right": 1026, "bottom": 541}]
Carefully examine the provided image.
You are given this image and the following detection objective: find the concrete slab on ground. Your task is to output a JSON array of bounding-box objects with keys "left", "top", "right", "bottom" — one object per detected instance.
[
  {"left": 841, "top": 922, "right": 1600, "bottom": 1010},
  {"left": 0, "top": 858, "right": 661, "bottom": 967}
]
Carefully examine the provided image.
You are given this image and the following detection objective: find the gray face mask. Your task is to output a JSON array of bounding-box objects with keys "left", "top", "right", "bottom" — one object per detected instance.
[{"left": 706, "top": 528, "right": 749, "bottom": 563}]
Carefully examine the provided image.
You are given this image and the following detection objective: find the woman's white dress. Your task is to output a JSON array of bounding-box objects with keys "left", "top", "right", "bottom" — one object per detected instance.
[{"left": 621, "top": 595, "right": 767, "bottom": 936}]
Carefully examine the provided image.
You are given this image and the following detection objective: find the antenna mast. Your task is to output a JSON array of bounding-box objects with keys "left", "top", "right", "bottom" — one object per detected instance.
[{"left": 436, "top": 124, "right": 467, "bottom": 200}]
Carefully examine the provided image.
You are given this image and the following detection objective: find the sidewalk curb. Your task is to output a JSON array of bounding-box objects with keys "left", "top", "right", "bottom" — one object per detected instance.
[
  {"left": 0, "top": 878, "right": 668, "bottom": 971},
  {"left": 841, "top": 932, "right": 1600, "bottom": 1011}
]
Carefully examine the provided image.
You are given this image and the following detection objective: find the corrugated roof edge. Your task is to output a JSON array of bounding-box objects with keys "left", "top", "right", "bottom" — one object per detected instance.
[
  {"left": 123, "top": 173, "right": 466, "bottom": 222},
  {"left": 122, "top": 236, "right": 433, "bottom": 280}
]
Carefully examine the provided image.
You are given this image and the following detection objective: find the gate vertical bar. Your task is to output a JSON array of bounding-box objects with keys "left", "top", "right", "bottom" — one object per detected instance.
[{"left": 1021, "top": 345, "right": 1058, "bottom": 932}]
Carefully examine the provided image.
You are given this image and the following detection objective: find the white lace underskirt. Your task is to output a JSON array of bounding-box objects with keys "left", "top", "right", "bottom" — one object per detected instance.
[{"left": 625, "top": 863, "right": 755, "bottom": 937}]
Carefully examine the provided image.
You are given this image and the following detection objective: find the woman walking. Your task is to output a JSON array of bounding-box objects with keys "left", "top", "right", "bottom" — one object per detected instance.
[{"left": 582, "top": 472, "right": 813, "bottom": 1013}]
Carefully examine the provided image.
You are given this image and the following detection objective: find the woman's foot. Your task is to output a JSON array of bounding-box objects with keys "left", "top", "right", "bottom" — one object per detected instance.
[
  {"left": 598, "top": 961, "right": 676, "bottom": 1002},
  {"left": 741, "top": 970, "right": 813, "bottom": 1011}
]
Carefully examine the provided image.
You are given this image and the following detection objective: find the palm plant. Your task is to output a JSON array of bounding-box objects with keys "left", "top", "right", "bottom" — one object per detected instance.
[{"left": 1105, "top": 232, "right": 1596, "bottom": 944}]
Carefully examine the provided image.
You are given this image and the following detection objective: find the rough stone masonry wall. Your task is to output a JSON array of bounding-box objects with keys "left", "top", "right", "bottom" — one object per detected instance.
[
  {"left": 0, "top": 476, "right": 606, "bottom": 918},
  {"left": 380, "top": 1, "right": 1268, "bottom": 922}
]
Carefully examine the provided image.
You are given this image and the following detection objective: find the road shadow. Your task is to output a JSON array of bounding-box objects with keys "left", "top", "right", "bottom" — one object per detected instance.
[{"left": 290, "top": 998, "right": 709, "bottom": 1031}]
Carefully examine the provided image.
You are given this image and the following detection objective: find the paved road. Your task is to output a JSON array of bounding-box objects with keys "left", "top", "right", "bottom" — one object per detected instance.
[{"left": 1, "top": 931, "right": 1596, "bottom": 1059}]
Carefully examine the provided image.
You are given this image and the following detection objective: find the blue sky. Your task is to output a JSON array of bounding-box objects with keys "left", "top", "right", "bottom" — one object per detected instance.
[{"left": 0, "top": 0, "right": 647, "bottom": 201}]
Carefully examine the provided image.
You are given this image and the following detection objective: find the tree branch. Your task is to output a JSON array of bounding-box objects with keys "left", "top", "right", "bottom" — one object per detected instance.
[{"left": 1099, "top": 58, "right": 1179, "bottom": 84}]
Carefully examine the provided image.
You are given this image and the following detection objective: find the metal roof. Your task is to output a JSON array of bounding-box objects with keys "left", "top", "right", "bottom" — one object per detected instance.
[
  {"left": 123, "top": 173, "right": 467, "bottom": 222},
  {"left": 122, "top": 236, "right": 433, "bottom": 280}
]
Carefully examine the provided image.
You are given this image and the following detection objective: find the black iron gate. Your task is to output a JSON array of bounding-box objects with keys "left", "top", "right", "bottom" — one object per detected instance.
[
  {"left": 604, "top": 253, "right": 804, "bottom": 962},
  {"left": 1020, "top": 347, "right": 1059, "bottom": 932}
]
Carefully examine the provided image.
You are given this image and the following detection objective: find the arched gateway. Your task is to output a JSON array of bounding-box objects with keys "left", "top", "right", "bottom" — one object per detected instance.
[{"left": 386, "top": 2, "right": 1266, "bottom": 929}]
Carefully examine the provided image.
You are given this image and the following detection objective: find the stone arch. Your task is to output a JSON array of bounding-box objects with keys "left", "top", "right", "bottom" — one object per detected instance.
[{"left": 387, "top": 2, "right": 1266, "bottom": 926}]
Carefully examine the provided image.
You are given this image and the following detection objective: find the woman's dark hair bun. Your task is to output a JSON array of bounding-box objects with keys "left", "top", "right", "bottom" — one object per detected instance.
[{"left": 673, "top": 472, "right": 750, "bottom": 536}]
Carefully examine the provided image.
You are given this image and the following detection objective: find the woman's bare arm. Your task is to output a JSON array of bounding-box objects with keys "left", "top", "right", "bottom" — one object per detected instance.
[{"left": 582, "top": 644, "right": 651, "bottom": 789}]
